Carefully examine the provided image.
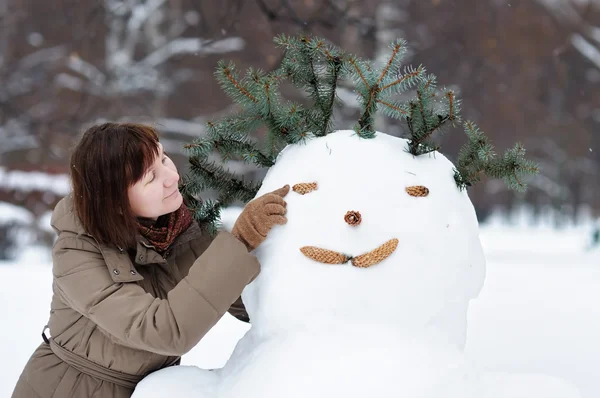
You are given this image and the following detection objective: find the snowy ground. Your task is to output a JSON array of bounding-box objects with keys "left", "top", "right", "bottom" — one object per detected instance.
[{"left": 1, "top": 222, "right": 599, "bottom": 398}]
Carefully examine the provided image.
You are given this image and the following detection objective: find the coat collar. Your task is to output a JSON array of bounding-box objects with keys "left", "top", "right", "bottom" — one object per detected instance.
[
  {"left": 97, "top": 243, "right": 145, "bottom": 283},
  {"left": 51, "top": 194, "right": 204, "bottom": 283}
]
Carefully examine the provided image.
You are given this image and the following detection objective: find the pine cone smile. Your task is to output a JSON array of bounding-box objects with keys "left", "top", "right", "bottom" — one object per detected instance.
[{"left": 300, "top": 238, "right": 399, "bottom": 268}]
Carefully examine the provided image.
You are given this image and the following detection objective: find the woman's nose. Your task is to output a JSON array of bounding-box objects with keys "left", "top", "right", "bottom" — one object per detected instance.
[{"left": 164, "top": 170, "right": 179, "bottom": 187}]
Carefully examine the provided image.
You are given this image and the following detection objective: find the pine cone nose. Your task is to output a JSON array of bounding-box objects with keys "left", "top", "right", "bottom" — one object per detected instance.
[{"left": 344, "top": 210, "right": 362, "bottom": 226}]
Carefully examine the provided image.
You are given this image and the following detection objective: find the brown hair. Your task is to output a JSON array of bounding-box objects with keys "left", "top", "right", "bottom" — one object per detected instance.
[{"left": 70, "top": 122, "right": 161, "bottom": 249}]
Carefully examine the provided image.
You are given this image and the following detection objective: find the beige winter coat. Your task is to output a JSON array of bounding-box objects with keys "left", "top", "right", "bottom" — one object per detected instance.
[{"left": 11, "top": 195, "right": 259, "bottom": 397}]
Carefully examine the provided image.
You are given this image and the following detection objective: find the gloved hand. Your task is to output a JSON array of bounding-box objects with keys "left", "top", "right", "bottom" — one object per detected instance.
[{"left": 231, "top": 185, "right": 290, "bottom": 251}]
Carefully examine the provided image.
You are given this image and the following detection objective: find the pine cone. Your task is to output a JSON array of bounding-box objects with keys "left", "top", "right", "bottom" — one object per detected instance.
[
  {"left": 344, "top": 211, "right": 362, "bottom": 226},
  {"left": 300, "top": 246, "right": 350, "bottom": 264},
  {"left": 293, "top": 182, "right": 318, "bottom": 195},
  {"left": 405, "top": 185, "right": 429, "bottom": 197},
  {"left": 351, "top": 238, "right": 399, "bottom": 268}
]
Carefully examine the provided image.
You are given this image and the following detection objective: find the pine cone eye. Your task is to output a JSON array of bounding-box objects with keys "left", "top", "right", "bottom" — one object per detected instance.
[
  {"left": 405, "top": 185, "right": 429, "bottom": 197},
  {"left": 293, "top": 182, "right": 318, "bottom": 195}
]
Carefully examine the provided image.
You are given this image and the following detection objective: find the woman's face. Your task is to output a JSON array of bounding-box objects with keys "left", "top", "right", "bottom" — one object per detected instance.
[{"left": 128, "top": 143, "right": 183, "bottom": 220}]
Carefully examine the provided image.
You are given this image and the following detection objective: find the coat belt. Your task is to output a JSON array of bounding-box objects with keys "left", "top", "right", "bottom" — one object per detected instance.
[{"left": 44, "top": 328, "right": 180, "bottom": 389}]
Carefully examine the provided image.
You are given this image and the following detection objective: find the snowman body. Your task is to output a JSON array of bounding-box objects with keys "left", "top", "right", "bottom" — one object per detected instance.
[{"left": 216, "top": 325, "right": 482, "bottom": 398}]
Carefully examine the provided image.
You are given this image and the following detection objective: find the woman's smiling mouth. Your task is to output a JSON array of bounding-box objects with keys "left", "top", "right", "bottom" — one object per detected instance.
[{"left": 165, "top": 189, "right": 179, "bottom": 200}]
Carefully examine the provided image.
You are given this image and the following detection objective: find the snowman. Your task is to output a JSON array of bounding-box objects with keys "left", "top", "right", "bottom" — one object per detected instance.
[{"left": 133, "top": 36, "right": 581, "bottom": 398}]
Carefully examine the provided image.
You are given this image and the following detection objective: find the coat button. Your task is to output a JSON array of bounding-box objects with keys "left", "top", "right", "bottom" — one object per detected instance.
[
  {"left": 138, "top": 255, "right": 144, "bottom": 261},
  {"left": 113, "top": 269, "right": 120, "bottom": 275},
  {"left": 130, "top": 270, "right": 137, "bottom": 275}
]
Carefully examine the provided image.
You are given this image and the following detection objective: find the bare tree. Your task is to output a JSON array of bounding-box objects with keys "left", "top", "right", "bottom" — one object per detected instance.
[
  {"left": 534, "top": 0, "right": 600, "bottom": 223},
  {"left": 0, "top": 0, "right": 68, "bottom": 158},
  {"left": 536, "top": 0, "right": 600, "bottom": 70},
  {"left": 57, "top": 0, "right": 245, "bottom": 119}
]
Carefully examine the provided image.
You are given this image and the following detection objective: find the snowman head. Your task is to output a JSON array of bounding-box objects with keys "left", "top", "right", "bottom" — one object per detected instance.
[{"left": 241, "top": 130, "right": 486, "bottom": 342}]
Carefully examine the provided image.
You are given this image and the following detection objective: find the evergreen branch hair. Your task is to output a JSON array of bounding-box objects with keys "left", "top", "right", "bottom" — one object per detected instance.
[
  {"left": 453, "top": 121, "right": 539, "bottom": 191},
  {"left": 275, "top": 35, "right": 345, "bottom": 138},
  {"left": 187, "top": 156, "right": 261, "bottom": 205},
  {"left": 183, "top": 34, "right": 539, "bottom": 230}
]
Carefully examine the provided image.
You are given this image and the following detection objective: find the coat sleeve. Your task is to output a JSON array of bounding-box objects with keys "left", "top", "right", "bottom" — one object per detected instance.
[{"left": 52, "top": 231, "right": 259, "bottom": 356}]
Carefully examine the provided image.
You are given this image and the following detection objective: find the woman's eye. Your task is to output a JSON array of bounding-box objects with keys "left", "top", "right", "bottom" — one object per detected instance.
[{"left": 162, "top": 155, "right": 168, "bottom": 164}]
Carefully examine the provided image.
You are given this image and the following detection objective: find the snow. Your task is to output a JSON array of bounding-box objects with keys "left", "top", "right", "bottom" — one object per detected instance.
[
  {"left": 467, "top": 225, "right": 600, "bottom": 398},
  {"left": 0, "top": 202, "right": 33, "bottom": 224},
  {"left": 1, "top": 131, "right": 597, "bottom": 397},
  {"left": 1, "top": 226, "right": 598, "bottom": 397},
  {"left": 0, "top": 167, "right": 70, "bottom": 196}
]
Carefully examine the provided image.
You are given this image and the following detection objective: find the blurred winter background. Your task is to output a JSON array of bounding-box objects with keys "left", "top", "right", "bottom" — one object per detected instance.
[{"left": 0, "top": 0, "right": 599, "bottom": 396}]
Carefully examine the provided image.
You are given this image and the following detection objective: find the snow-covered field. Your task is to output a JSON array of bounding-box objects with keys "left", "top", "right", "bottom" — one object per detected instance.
[{"left": 1, "top": 222, "right": 598, "bottom": 398}]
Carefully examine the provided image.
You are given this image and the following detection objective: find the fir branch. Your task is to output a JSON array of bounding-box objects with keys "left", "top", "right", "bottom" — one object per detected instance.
[
  {"left": 188, "top": 156, "right": 261, "bottom": 205},
  {"left": 185, "top": 137, "right": 274, "bottom": 168},
  {"left": 348, "top": 56, "right": 370, "bottom": 92},
  {"left": 316, "top": 40, "right": 337, "bottom": 61},
  {"left": 405, "top": 78, "right": 458, "bottom": 155},
  {"left": 489, "top": 144, "right": 539, "bottom": 192},
  {"left": 189, "top": 198, "right": 222, "bottom": 236},
  {"left": 206, "top": 114, "right": 264, "bottom": 136},
  {"left": 183, "top": 139, "right": 214, "bottom": 158},
  {"left": 347, "top": 56, "right": 379, "bottom": 138},
  {"left": 216, "top": 60, "right": 258, "bottom": 104},
  {"left": 376, "top": 40, "right": 405, "bottom": 86},
  {"left": 376, "top": 99, "right": 409, "bottom": 118},
  {"left": 275, "top": 35, "right": 344, "bottom": 138},
  {"left": 417, "top": 89, "right": 427, "bottom": 130},
  {"left": 180, "top": 175, "right": 221, "bottom": 235},
  {"left": 380, "top": 65, "right": 424, "bottom": 93},
  {"left": 453, "top": 122, "right": 539, "bottom": 191},
  {"left": 410, "top": 115, "right": 450, "bottom": 151},
  {"left": 348, "top": 43, "right": 424, "bottom": 139},
  {"left": 186, "top": 114, "right": 274, "bottom": 167},
  {"left": 302, "top": 38, "right": 332, "bottom": 136},
  {"left": 300, "top": 37, "right": 324, "bottom": 107},
  {"left": 355, "top": 89, "right": 378, "bottom": 138},
  {"left": 198, "top": 202, "right": 221, "bottom": 236},
  {"left": 447, "top": 90, "right": 456, "bottom": 121},
  {"left": 320, "top": 54, "right": 343, "bottom": 136},
  {"left": 179, "top": 174, "right": 203, "bottom": 201}
]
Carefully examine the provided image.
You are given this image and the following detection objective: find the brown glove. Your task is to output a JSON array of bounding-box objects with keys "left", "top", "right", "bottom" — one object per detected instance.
[{"left": 231, "top": 185, "right": 290, "bottom": 251}]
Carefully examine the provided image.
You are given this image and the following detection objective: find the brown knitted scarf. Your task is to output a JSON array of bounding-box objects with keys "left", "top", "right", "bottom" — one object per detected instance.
[{"left": 137, "top": 204, "right": 193, "bottom": 254}]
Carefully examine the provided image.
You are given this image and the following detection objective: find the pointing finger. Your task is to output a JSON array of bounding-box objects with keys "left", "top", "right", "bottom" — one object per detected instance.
[{"left": 269, "top": 184, "right": 290, "bottom": 198}]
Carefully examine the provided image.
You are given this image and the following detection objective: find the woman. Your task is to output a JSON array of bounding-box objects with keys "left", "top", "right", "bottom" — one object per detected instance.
[{"left": 11, "top": 122, "right": 289, "bottom": 397}]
